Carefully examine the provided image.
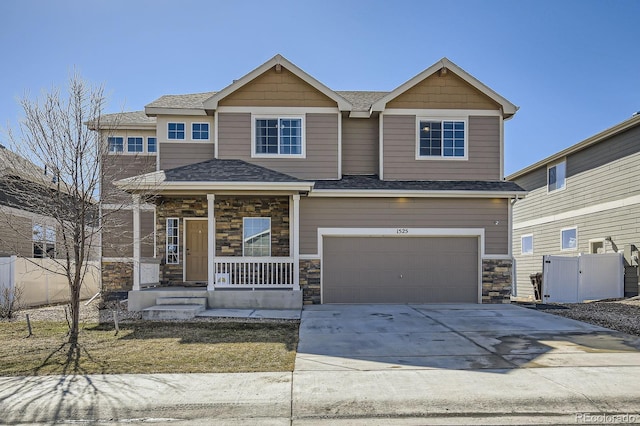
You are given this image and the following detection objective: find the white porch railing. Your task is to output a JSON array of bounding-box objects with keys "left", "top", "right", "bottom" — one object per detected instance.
[{"left": 213, "top": 257, "right": 295, "bottom": 288}]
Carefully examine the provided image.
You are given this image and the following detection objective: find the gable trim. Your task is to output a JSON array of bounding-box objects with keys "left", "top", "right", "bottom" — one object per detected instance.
[
  {"left": 203, "top": 54, "right": 352, "bottom": 111},
  {"left": 371, "top": 58, "right": 518, "bottom": 119}
]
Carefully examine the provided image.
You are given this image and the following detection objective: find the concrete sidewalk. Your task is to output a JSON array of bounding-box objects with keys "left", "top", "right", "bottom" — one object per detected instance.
[{"left": 1, "top": 304, "right": 640, "bottom": 425}]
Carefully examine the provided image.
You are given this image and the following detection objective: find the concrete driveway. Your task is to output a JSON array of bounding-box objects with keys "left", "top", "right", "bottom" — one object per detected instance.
[{"left": 293, "top": 303, "right": 640, "bottom": 422}]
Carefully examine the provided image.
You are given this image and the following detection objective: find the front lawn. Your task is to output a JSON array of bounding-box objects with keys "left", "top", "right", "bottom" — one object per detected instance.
[{"left": 0, "top": 320, "right": 299, "bottom": 376}]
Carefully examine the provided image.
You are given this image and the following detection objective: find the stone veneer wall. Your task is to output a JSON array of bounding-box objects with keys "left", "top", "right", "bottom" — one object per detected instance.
[
  {"left": 101, "top": 261, "right": 133, "bottom": 297},
  {"left": 156, "top": 195, "right": 290, "bottom": 285},
  {"left": 482, "top": 258, "right": 513, "bottom": 303},
  {"left": 299, "top": 259, "right": 321, "bottom": 304}
]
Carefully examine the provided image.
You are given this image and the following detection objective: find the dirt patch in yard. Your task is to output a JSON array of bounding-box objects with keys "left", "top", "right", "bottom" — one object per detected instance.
[{"left": 532, "top": 298, "right": 640, "bottom": 337}]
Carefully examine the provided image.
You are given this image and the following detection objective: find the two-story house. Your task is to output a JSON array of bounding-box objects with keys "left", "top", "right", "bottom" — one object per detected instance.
[
  {"left": 509, "top": 114, "right": 640, "bottom": 300},
  {"left": 96, "top": 54, "right": 525, "bottom": 312}
]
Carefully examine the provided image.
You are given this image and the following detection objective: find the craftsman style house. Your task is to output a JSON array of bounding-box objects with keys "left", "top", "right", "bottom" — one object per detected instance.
[
  {"left": 96, "top": 55, "right": 525, "bottom": 311},
  {"left": 509, "top": 113, "right": 640, "bottom": 299}
]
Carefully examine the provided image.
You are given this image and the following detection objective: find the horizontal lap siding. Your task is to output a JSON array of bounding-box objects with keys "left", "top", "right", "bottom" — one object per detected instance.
[
  {"left": 342, "top": 116, "right": 379, "bottom": 175},
  {"left": 102, "top": 209, "right": 154, "bottom": 258},
  {"left": 0, "top": 213, "right": 33, "bottom": 257},
  {"left": 513, "top": 205, "right": 640, "bottom": 298},
  {"left": 101, "top": 155, "right": 157, "bottom": 204},
  {"left": 159, "top": 143, "right": 215, "bottom": 170},
  {"left": 218, "top": 112, "right": 338, "bottom": 179},
  {"left": 300, "top": 197, "right": 508, "bottom": 255},
  {"left": 383, "top": 115, "right": 500, "bottom": 180}
]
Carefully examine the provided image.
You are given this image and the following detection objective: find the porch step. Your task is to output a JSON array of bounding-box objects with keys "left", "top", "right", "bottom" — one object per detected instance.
[
  {"left": 142, "top": 304, "right": 206, "bottom": 320},
  {"left": 156, "top": 297, "right": 208, "bottom": 307}
]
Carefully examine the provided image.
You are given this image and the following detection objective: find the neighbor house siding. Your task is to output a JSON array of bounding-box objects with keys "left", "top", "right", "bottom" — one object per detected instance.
[
  {"left": 382, "top": 115, "right": 501, "bottom": 180},
  {"left": 217, "top": 112, "right": 339, "bottom": 179},
  {"left": 299, "top": 197, "right": 508, "bottom": 255},
  {"left": 159, "top": 143, "right": 215, "bottom": 170},
  {"left": 386, "top": 72, "right": 500, "bottom": 110},
  {"left": 341, "top": 115, "right": 379, "bottom": 175},
  {"left": 0, "top": 212, "right": 34, "bottom": 257},
  {"left": 218, "top": 66, "right": 336, "bottom": 108}
]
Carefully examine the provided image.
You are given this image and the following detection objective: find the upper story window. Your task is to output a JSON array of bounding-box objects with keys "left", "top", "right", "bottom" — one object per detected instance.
[
  {"left": 521, "top": 235, "right": 533, "bottom": 255},
  {"left": 417, "top": 119, "right": 466, "bottom": 159},
  {"left": 192, "top": 123, "right": 209, "bottom": 140},
  {"left": 147, "top": 137, "right": 157, "bottom": 153},
  {"left": 168, "top": 122, "right": 185, "bottom": 140},
  {"left": 548, "top": 160, "right": 566, "bottom": 192},
  {"left": 561, "top": 227, "right": 577, "bottom": 251},
  {"left": 127, "top": 137, "right": 143, "bottom": 153},
  {"left": 253, "top": 117, "right": 304, "bottom": 157},
  {"left": 108, "top": 136, "right": 124, "bottom": 153},
  {"left": 243, "top": 217, "right": 271, "bottom": 256}
]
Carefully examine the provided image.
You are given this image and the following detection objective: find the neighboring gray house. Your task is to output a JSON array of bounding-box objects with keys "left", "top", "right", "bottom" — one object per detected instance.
[
  {"left": 94, "top": 54, "right": 526, "bottom": 312},
  {"left": 508, "top": 113, "right": 640, "bottom": 300}
]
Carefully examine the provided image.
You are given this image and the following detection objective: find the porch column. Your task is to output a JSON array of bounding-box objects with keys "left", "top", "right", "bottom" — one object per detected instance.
[
  {"left": 132, "top": 194, "right": 141, "bottom": 291},
  {"left": 292, "top": 194, "right": 300, "bottom": 291},
  {"left": 207, "top": 194, "right": 215, "bottom": 290}
]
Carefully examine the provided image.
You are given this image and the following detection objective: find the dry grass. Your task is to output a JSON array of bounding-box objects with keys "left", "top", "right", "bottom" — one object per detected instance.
[{"left": 0, "top": 320, "right": 299, "bottom": 376}]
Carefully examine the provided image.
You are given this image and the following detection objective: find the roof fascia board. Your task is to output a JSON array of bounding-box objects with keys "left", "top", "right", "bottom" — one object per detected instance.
[
  {"left": 145, "top": 107, "right": 208, "bottom": 117},
  {"left": 371, "top": 58, "right": 518, "bottom": 118},
  {"left": 203, "top": 54, "right": 352, "bottom": 111},
  {"left": 115, "top": 179, "right": 314, "bottom": 192},
  {"left": 308, "top": 189, "right": 527, "bottom": 198},
  {"left": 507, "top": 114, "right": 640, "bottom": 181}
]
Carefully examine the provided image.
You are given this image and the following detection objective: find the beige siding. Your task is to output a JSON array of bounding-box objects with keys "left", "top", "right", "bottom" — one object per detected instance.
[
  {"left": 513, "top": 205, "right": 640, "bottom": 299},
  {"left": 342, "top": 116, "right": 379, "bottom": 175},
  {"left": 155, "top": 115, "right": 214, "bottom": 143},
  {"left": 102, "top": 209, "right": 154, "bottom": 258},
  {"left": 218, "top": 66, "right": 336, "bottom": 108},
  {"left": 382, "top": 115, "right": 501, "bottom": 180},
  {"left": 386, "top": 72, "right": 500, "bottom": 110},
  {"left": 0, "top": 212, "right": 33, "bottom": 257},
  {"left": 218, "top": 112, "right": 339, "bottom": 179},
  {"left": 300, "top": 197, "right": 508, "bottom": 255},
  {"left": 159, "top": 143, "right": 215, "bottom": 170},
  {"left": 101, "top": 154, "right": 157, "bottom": 204}
]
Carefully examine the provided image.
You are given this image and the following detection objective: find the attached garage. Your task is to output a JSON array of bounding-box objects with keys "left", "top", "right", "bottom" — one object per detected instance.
[{"left": 322, "top": 235, "right": 480, "bottom": 304}]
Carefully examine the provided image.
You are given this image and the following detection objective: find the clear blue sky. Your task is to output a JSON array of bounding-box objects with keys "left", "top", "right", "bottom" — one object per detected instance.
[{"left": 1, "top": 0, "right": 638, "bottom": 175}]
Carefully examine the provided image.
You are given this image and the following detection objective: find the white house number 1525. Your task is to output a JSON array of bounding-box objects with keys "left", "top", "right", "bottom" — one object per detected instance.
[{"left": 396, "top": 228, "right": 409, "bottom": 234}]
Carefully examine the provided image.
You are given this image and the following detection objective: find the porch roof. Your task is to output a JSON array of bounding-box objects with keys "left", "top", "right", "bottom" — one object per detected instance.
[{"left": 114, "top": 158, "right": 314, "bottom": 192}]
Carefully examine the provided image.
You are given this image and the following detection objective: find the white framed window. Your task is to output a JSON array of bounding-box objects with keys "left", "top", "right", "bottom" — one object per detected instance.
[
  {"left": 33, "top": 223, "right": 55, "bottom": 258},
  {"left": 548, "top": 160, "right": 566, "bottom": 192},
  {"left": 417, "top": 119, "right": 467, "bottom": 159},
  {"left": 192, "top": 123, "right": 209, "bottom": 140},
  {"left": 166, "top": 218, "right": 179, "bottom": 264},
  {"left": 108, "top": 136, "right": 123, "bottom": 153},
  {"left": 521, "top": 234, "right": 533, "bottom": 255},
  {"left": 127, "top": 137, "right": 143, "bottom": 153},
  {"left": 561, "top": 227, "right": 577, "bottom": 251},
  {"left": 147, "top": 137, "right": 157, "bottom": 153},
  {"left": 243, "top": 217, "right": 271, "bottom": 257},
  {"left": 252, "top": 116, "right": 304, "bottom": 157},
  {"left": 168, "top": 123, "right": 185, "bottom": 140}
]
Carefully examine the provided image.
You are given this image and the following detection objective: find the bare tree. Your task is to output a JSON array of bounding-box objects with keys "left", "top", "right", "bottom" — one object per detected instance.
[{"left": 1, "top": 73, "right": 110, "bottom": 346}]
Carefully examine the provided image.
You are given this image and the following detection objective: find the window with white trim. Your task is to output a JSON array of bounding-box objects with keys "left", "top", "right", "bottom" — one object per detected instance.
[
  {"left": 168, "top": 123, "right": 185, "bottom": 140},
  {"left": 33, "top": 223, "right": 55, "bottom": 258},
  {"left": 127, "top": 137, "right": 143, "bottom": 153},
  {"left": 521, "top": 235, "right": 533, "bottom": 255},
  {"left": 548, "top": 161, "right": 566, "bottom": 192},
  {"left": 166, "top": 218, "right": 179, "bottom": 264},
  {"left": 243, "top": 217, "right": 271, "bottom": 257},
  {"left": 418, "top": 119, "right": 466, "bottom": 158},
  {"left": 254, "top": 117, "right": 303, "bottom": 156},
  {"left": 108, "top": 136, "right": 123, "bottom": 153},
  {"left": 561, "top": 227, "right": 577, "bottom": 251},
  {"left": 147, "top": 137, "right": 157, "bottom": 153},
  {"left": 192, "top": 123, "right": 209, "bottom": 140}
]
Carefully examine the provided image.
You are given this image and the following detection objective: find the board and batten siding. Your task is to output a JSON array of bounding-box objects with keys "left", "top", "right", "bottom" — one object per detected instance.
[
  {"left": 299, "top": 197, "right": 508, "bottom": 255},
  {"left": 382, "top": 115, "right": 501, "bottom": 181},
  {"left": 217, "top": 112, "right": 339, "bottom": 179},
  {"left": 159, "top": 143, "right": 215, "bottom": 170},
  {"left": 341, "top": 116, "right": 379, "bottom": 175}
]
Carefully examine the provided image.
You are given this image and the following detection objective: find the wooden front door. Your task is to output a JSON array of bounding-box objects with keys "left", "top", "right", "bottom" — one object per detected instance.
[{"left": 186, "top": 220, "right": 208, "bottom": 282}]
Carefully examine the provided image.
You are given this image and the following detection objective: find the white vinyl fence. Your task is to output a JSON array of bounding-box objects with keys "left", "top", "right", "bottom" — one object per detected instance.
[
  {"left": 542, "top": 253, "right": 624, "bottom": 303},
  {"left": 0, "top": 256, "right": 100, "bottom": 308}
]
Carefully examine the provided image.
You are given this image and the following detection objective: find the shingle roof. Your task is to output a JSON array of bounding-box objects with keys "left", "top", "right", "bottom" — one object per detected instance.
[
  {"left": 146, "top": 92, "right": 216, "bottom": 109},
  {"left": 336, "top": 91, "right": 388, "bottom": 112},
  {"left": 313, "top": 175, "right": 525, "bottom": 192},
  {"left": 163, "top": 159, "right": 306, "bottom": 183},
  {"left": 100, "top": 111, "right": 156, "bottom": 126}
]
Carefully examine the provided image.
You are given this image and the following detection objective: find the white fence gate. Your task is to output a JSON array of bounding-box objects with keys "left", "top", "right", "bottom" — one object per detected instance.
[{"left": 542, "top": 253, "right": 624, "bottom": 303}]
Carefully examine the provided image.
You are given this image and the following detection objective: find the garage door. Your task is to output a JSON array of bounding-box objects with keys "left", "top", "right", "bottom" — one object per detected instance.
[{"left": 323, "top": 236, "right": 479, "bottom": 303}]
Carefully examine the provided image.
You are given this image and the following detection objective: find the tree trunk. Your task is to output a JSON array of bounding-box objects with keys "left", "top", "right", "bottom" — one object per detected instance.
[{"left": 68, "top": 283, "right": 81, "bottom": 346}]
